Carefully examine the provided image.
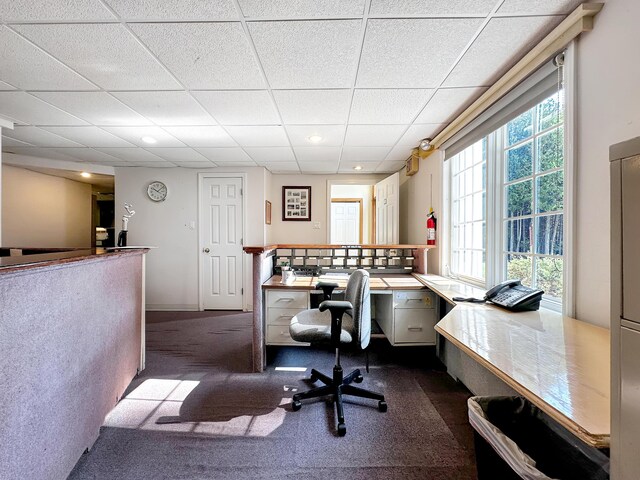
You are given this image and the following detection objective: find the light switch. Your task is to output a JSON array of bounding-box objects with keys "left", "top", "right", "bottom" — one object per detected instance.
[{"left": 313, "top": 222, "right": 321, "bottom": 229}]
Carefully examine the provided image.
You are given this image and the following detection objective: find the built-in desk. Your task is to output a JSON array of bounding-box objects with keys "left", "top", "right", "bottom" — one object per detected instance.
[{"left": 413, "top": 273, "right": 610, "bottom": 449}]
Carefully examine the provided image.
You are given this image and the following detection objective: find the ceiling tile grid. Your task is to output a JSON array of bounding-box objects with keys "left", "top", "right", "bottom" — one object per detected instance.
[{"left": 0, "top": 2, "right": 577, "bottom": 174}]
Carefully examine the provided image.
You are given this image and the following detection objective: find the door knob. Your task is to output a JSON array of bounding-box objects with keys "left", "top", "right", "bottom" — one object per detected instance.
[{"left": 203, "top": 248, "right": 210, "bottom": 253}]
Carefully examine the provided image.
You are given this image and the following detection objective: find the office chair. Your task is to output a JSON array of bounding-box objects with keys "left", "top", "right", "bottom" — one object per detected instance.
[{"left": 289, "top": 269, "right": 387, "bottom": 436}]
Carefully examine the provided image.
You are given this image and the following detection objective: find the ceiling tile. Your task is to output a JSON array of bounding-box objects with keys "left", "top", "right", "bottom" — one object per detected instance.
[
  {"left": 171, "top": 161, "right": 217, "bottom": 168},
  {"left": 0, "top": 80, "right": 16, "bottom": 90},
  {"left": 143, "top": 147, "right": 209, "bottom": 163},
  {"left": 369, "top": 0, "right": 496, "bottom": 16},
  {"left": 2, "top": 136, "right": 33, "bottom": 147},
  {"left": 48, "top": 147, "right": 123, "bottom": 164},
  {"left": 32, "top": 92, "right": 150, "bottom": 126},
  {"left": 3, "top": 146, "right": 80, "bottom": 162},
  {"left": 107, "top": 0, "right": 238, "bottom": 20},
  {"left": 102, "top": 126, "right": 184, "bottom": 147},
  {"left": 195, "top": 147, "right": 253, "bottom": 163},
  {"left": 129, "top": 161, "right": 175, "bottom": 167},
  {"left": 349, "top": 89, "right": 433, "bottom": 124},
  {"left": 338, "top": 161, "right": 380, "bottom": 173},
  {"left": 95, "top": 147, "right": 167, "bottom": 163},
  {"left": 265, "top": 162, "right": 300, "bottom": 173},
  {"left": 215, "top": 161, "right": 258, "bottom": 167},
  {"left": 0, "top": 0, "right": 115, "bottom": 21},
  {"left": 385, "top": 144, "right": 414, "bottom": 161},
  {"left": 299, "top": 161, "right": 339, "bottom": 174},
  {"left": 344, "top": 125, "right": 406, "bottom": 147},
  {"left": 273, "top": 89, "right": 351, "bottom": 124},
  {"left": 239, "top": 0, "right": 365, "bottom": 18},
  {"left": 192, "top": 90, "right": 280, "bottom": 125},
  {"left": 294, "top": 146, "right": 341, "bottom": 163},
  {"left": 444, "top": 16, "right": 557, "bottom": 87},
  {"left": 286, "top": 125, "right": 345, "bottom": 147},
  {"left": 163, "top": 126, "right": 237, "bottom": 148},
  {"left": 396, "top": 124, "right": 445, "bottom": 146},
  {"left": 225, "top": 126, "right": 289, "bottom": 147},
  {"left": 15, "top": 24, "right": 180, "bottom": 90},
  {"left": 131, "top": 23, "right": 264, "bottom": 90},
  {"left": 415, "top": 87, "right": 486, "bottom": 123},
  {"left": 4, "top": 126, "right": 83, "bottom": 147},
  {"left": 0, "top": 92, "right": 89, "bottom": 125},
  {"left": 341, "top": 146, "right": 390, "bottom": 163},
  {"left": 244, "top": 147, "right": 296, "bottom": 164},
  {"left": 248, "top": 20, "right": 361, "bottom": 89},
  {"left": 498, "top": 0, "right": 582, "bottom": 15},
  {"left": 357, "top": 18, "right": 482, "bottom": 88},
  {"left": 0, "top": 27, "right": 96, "bottom": 91},
  {"left": 112, "top": 92, "right": 215, "bottom": 126},
  {"left": 41, "top": 126, "right": 135, "bottom": 147},
  {"left": 376, "top": 160, "right": 406, "bottom": 173}
]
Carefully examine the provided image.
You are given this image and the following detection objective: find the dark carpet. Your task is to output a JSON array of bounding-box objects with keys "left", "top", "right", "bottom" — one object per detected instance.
[{"left": 68, "top": 311, "right": 477, "bottom": 480}]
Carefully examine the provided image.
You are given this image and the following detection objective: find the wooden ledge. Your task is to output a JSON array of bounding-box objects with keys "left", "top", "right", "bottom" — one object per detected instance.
[{"left": 243, "top": 244, "right": 435, "bottom": 255}]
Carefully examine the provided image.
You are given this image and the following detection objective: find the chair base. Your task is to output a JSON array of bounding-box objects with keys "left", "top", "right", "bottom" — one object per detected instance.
[{"left": 291, "top": 365, "right": 387, "bottom": 436}]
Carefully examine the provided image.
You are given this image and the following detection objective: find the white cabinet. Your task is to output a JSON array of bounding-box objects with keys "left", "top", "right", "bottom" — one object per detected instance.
[
  {"left": 375, "top": 290, "right": 438, "bottom": 346},
  {"left": 265, "top": 290, "right": 309, "bottom": 346}
]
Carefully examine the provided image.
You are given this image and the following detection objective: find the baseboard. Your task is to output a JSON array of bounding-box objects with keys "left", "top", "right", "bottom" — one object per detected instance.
[{"left": 146, "top": 304, "right": 199, "bottom": 311}]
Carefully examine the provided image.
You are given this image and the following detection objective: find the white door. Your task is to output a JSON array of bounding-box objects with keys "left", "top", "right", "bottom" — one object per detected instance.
[
  {"left": 331, "top": 202, "right": 360, "bottom": 244},
  {"left": 200, "top": 176, "right": 243, "bottom": 310},
  {"left": 375, "top": 172, "right": 399, "bottom": 244}
]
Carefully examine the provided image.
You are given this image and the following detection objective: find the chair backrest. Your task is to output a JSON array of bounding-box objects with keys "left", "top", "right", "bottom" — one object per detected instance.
[{"left": 345, "top": 269, "right": 371, "bottom": 349}]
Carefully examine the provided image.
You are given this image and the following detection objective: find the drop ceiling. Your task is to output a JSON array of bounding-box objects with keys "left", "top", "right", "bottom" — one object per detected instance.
[{"left": 0, "top": 0, "right": 581, "bottom": 174}]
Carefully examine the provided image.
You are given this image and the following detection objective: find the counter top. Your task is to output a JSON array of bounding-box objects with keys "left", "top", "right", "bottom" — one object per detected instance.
[
  {"left": 244, "top": 244, "right": 435, "bottom": 254},
  {"left": 263, "top": 273, "right": 425, "bottom": 290},
  {"left": 413, "top": 274, "right": 610, "bottom": 448},
  {"left": 0, "top": 248, "right": 149, "bottom": 275}
]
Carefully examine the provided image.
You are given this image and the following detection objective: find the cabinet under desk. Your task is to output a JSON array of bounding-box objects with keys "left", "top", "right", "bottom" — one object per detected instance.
[{"left": 262, "top": 274, "right": 438, "bottom": 347}]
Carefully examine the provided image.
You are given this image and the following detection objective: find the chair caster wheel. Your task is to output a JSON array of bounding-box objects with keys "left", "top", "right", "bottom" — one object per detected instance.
[
  {"left": 292, "top": 400, "right": 302, "bottom": 411},
  {"left": 378, "top": 401, "right": 388, "bottom": 412},
  {"left": 337, "top": 423, "right": 346, "bottom": 436},
  {"left": 354, "top": 374, "right": 364, "bottom": 383}
]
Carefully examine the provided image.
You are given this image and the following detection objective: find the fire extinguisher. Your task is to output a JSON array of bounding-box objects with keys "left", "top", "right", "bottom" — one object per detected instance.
[{"left": 426, "top": 208, "right": 437, "bottom": 246}]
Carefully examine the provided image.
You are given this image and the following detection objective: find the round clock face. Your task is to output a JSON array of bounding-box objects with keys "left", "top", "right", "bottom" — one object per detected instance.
[{"left": 147, "top": 181, "right": 167, "bottom": 202}]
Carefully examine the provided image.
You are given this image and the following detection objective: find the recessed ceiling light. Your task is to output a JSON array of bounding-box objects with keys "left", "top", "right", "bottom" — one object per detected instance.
[
  {"left": 81, "top": 172, "right": 91, "bottom": 178},
  {"left": 307, "top": 135, "right": 322, "bottom": 143},
  {"left": 141, "top": 136, "right": 157, "bottom": 144},
  {"left": 353, "top": 165, "right": 363, "bottom": 171}
]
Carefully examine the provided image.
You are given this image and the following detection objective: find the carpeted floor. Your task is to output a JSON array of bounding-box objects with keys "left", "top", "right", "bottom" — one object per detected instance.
[{"left": 68, "top": 311, "right": 477, "bottom": 480}]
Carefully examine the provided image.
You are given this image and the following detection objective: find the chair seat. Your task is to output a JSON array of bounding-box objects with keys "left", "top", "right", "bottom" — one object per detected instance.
[{"left": 289, "top": 308, "right": 353, "bottom": 344}]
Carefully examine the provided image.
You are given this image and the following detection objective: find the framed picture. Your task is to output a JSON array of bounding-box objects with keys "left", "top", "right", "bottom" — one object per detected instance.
[
  {"left": 265, "top": 200, "right": 272, "bottom": 225},
  {"left": 282, "top": 186, "right": 311, "bottom": 221}
]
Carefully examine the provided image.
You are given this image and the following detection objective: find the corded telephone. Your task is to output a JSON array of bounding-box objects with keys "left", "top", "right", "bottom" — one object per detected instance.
[{"left": 453, "top": 279, "right": 544, "bottom": 312}]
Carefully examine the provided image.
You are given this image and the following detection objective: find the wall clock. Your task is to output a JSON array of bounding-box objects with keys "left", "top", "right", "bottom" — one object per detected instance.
[{"left": 147, "top": 181, "right": 167, "bottom": 202}]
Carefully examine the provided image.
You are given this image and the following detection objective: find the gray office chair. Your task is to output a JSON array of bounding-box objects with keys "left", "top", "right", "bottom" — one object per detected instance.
[{"left": 289, "top": 269, "right": 387, "bottom": 436}]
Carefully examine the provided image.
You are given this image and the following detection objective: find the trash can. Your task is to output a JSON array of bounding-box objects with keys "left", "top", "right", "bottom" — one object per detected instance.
[{"left": 468, "top": 396, "right": 610, "bottom": 480}]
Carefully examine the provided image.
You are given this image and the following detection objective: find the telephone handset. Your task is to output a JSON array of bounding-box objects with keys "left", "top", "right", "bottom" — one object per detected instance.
[{"left": 453, "top": 279, "right": 544, "bottom": 312}]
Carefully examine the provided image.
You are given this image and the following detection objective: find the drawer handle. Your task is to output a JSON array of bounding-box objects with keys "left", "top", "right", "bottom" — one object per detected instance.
[
  {"left": 278, "top": 316, "right": 294, "bottom": 321},
  {"left": 277, "top": 298, "right": 294, "bottom": 303},
  {"left": 280, "top": 332, "right": 288, "bottom": 336},
  {"left": 408, "top": 327, "right": 423, "bottom": 331},
  {"left": 408, "top": 298, "right": 423, "bottom": 302}
]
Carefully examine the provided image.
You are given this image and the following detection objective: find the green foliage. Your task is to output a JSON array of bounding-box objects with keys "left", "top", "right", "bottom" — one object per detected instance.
[
  {"left": 507, "top": 255, "right": 532, "bottom": 286},
  {"left": 537, "top": 127, "right": 564, "bottom": 172},
  {"left": 506, "top": 141, "right": 533, "bottom": 181},
  {"left": 507, "top": 110, "right": 533, "bottom": 146},
  {"left": 537, "top": 171, "right": 563, "bottom": 213},
  {"left": 506, "top": 180, "right": 532, "bottom": 217},
  {"left": 536, "top": 257, "right": 563, "bottom": 298}
]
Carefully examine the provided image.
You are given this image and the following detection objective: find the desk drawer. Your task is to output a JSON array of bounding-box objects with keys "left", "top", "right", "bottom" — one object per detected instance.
[
  {"left": 266, "top": 325, "right": 308, "bottom": 345},
  {"left": 266, "top": 290, "right": 308, "bottom": 309},
  {"left": 394, "top": 309, "right": 437, "bottom": 344},
  {"left": 267, "top": 307, "right": 305, "bottom": 326},
  {"left": 394, "top": 290, "right": 435, "bottom": 309}
]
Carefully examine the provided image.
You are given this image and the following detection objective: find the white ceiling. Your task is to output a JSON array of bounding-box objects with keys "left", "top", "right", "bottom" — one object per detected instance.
[{"left": 0, "top": 0, "right": 581, "bottom": 175}]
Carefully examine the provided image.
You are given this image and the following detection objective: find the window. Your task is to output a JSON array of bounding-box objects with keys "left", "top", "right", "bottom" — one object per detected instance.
[{"left": 448, "top": 89, "right": 566, "bottom": 309}]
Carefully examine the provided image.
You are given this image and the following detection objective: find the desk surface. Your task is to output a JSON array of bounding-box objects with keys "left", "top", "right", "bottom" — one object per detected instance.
[
  {"left": 263, "top": 274, "right": 425, "bottom": 290},
  {"left": 414, "top": 274, "right": 610, "bottom": 448}
]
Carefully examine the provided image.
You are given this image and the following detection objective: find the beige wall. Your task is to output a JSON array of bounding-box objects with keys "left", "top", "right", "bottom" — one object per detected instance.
[
  {"left": 1, "top": 165, "right": 92, "bottom": 248},
  {"left": 573, "top": 0, "right": 640, "bottom": 328}
]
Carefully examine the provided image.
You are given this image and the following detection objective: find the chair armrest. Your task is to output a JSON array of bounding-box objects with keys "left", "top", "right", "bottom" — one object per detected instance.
[
  {"left": 319, "top": 300, "right": 353, "bottom": 345},
  {"left": 316, "top": 282, "right": 339, "bottom": 301}
]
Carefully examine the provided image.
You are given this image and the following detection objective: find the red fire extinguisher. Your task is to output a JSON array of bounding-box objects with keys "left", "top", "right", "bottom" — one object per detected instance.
[{"left": 426, "top": 208, "right": 437, "bottom": 246}]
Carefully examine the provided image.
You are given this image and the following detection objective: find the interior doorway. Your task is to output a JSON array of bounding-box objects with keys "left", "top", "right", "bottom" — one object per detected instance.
[{"left": 330, "top": 198, "right": 363, "bottom": 244}]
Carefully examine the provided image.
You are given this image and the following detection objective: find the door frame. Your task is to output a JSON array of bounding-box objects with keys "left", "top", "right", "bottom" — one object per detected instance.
[
  {"left": 330, "top": 198, "right": 363, "bottom": 243},
  {"left": 326, "top": 178, "right": 378, "bottom": 244},
  {"left": 197, "top": 172, "right": 247, "bottom": 311}
]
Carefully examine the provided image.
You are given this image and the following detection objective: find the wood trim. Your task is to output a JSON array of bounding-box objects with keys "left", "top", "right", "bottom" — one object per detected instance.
[
  {"left": 243, "top": 244, "right": 435, "bottom": 254},
  {"left": 331, "top": 197, "right": 364, "bottom": 243},
  {"left": 432, "top": 3, "right": 603, "bottom": 150}
]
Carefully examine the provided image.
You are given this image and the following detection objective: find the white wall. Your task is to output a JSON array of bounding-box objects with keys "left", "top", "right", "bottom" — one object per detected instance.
[
  {"left": 268, "top": 173, "right": 384, "bottom": 244},
  {"left": 2, "top": 165, "right": 92, "bottom": 248},
  {"left": 331, "top": 184, "right": 374, "bottom": 243},
  {"left": 115, "top": 166, "right": 267, "bottom": 311},
  {"left": 573, "top": 0, "right": 640, "bottom": 328},
  {"left": 400, "top": 152, "right": 443, "bottom": 274}
]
